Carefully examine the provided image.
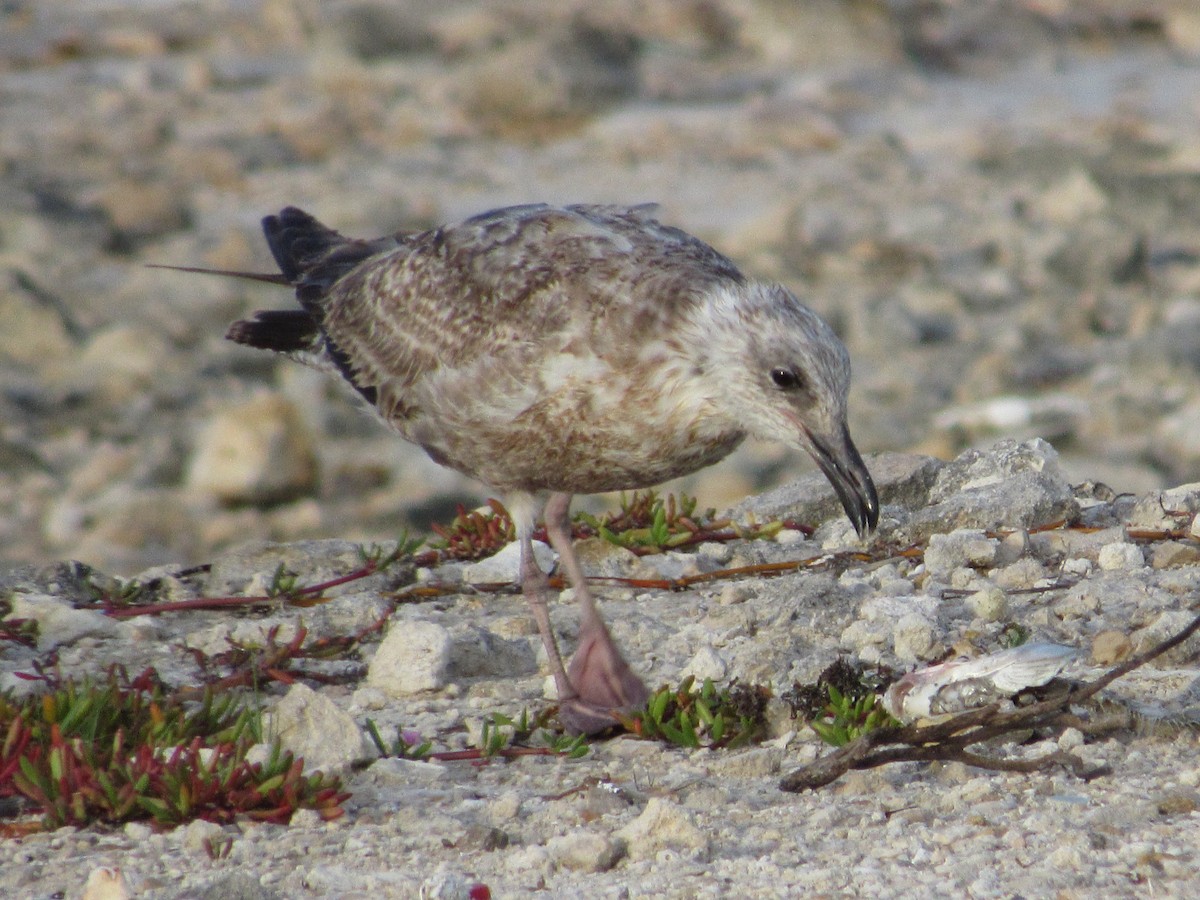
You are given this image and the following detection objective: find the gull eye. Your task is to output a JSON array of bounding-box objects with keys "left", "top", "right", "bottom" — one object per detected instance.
[{"left": 770, "top": 367, "right": 803, "bottom": 390}]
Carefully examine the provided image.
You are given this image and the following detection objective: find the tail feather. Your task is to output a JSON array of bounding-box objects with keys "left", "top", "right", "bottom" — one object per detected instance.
[
  {"left": 262, "top": 207, "right": 347, "bottom": 282},
  {"left": 156, "top": 206, "right": 393, "bottom": 408},
  {"left": 226, "top": 309, "right": 320, "bottom": 354},
  {"left": 263, "top": 207, "right": 398, "bottom": 297}
]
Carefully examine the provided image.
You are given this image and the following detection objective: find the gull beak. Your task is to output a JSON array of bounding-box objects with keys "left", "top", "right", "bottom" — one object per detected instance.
[{"left": 806, "top": 423, "right": 879, "bottom": 537}]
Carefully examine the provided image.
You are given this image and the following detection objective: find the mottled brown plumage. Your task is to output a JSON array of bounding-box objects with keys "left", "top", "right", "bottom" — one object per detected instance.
[{"left": 200, "top": 203, "right": 879, "bottom": 733}]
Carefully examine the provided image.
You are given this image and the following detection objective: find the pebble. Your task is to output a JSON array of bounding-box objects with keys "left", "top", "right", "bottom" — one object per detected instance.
[
  {"left": 462, "top": 541, "right": 553, "bottom": 585},
  {"left": 1098, "top": 542, "right": 1145, "bottom": 571},
  {"left": 615, "top": 798, "right": 710, "bottom": 862},
  {"left": 965, "top": 586, "right": 1007, "bottom": 622},
  {"left": 546, "top": 831, "right": 624, "bottom": 873},
  {"left": 187, "top": 393, "right": 319, "bottom": 505},
  {"left": 367, "top": 619, "right": 453, "bottom": 695},
  {"left": 268, "top": 683, "right": 370, "bottom": 775}
]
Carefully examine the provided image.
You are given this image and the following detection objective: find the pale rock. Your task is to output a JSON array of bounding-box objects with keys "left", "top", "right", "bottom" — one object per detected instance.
[
  {"left": 965, "top": 586, "right": 1007, "bottom": 622},
  {"left": 368, "top": 619, "right": 453, "bottom": 695},
  {"left": 774, "top": 528, "right": 807, "bottom": 546},
  {"left": 187, "top": 392, "right": 319, "bottom": 505},
  {"left": 640, "top": 550, "right": 704, "bottom": 581},
  {"left": 179, "top": 818, "right": 226, "bottom": 856},
  {"left": 707, "top": 747, "right": 783, "bottom": 778},
  {"left": 351, "top": 686, "right": 389, "bottom": 711},
  {"left": 66, "top": 325, "right": 174, "bottom": 401},
  {"left": 503, "top": 844, "right": 552, "bottom": 876},
  {"left": 1127, "top": 484, "right": 1200, "bottom": 531},
  {"left": 681, "top": 645, "right": 727, "bottom": 683},
  {"left": 0, "top": 273, "right": 75, "bottom": 369},
  {"left": 1094, "top": 633, "right": 1128, "bottom": 672},
  {"left": 267, "top": 682, "right": 369, "bottom": 774},
  {"left": 449, "top": 625, "right": 537, "bottom": 678},
  {"left": 1165, "top": 9, "right": 1200, "bottom": 55},
  {"left": 697, "top": 541, "right": 734, "bottom": 564},
  {"left": 290, "top": 808, "right": 323, "bottom": 829},
  {"left": 1062, "top": 557, "right": 1093, "bottom": 577},
  {"left": 90, "top": 178, "right": 189, "bottom": 241},
  {"left": 462, "top": 540, "right": 553, "bottom": 585},
  {"left": 1131, "top": 610, "right": 1200, "bottom": 664},
  {"left": 839, "top": 619, "right": 888, "bottom": 662},
  {"left": 1033, "top": 167, "right": 1109, "bottom": 224},
  {"left": 1151, "top": 541, "right": 1200, "bottom": 569},
  {"left": 9, "top": 593, "right": 118, "bottom": 648},
  {"left": 363, "top": 756, "right": 448, "bottom": 785},
  {"left": 924, "top": 530, "right": 998, "bottom": 577},
  {"left": 616, "top": 797, "right": 710, "bottom": 861},
  {"left": 1097, "top": 542, "right": 1144, "bottom": 571},
  {"left": 82, "top": 866, "right": 131, "bottom": 900},
  {"left": 991, "top": 557, "right": 1048, "bottom": 590},
  {"left": 573, "top": 537, "right": 651, "bottom": 578},
  {"left": 893, "top": 611, "right": 940, "bottom": 662},
  {"left": 1156, "top": 402, "right": 1200, "bottom": 475},
  {"left": 419, "top": 868, "right": 485, "bottom": 900},
  {"left": 546, "top": 831, "right": 624, "bottom": 873}
]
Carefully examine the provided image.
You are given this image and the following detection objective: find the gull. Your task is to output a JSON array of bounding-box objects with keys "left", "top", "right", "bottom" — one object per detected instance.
[{"left": 166, "top": 203, "right": 879, "bottom": 734}]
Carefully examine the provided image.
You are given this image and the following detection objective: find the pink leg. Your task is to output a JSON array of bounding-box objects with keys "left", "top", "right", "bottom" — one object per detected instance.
[
  {"left": 543, "top": 492, "right": 649, "bottom": 734},
  {"left": 516, "top": 515, "right": 576, "bottom": 714}
]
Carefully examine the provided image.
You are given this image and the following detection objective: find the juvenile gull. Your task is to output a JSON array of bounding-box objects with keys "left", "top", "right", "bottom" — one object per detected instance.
[{"left": 181, "top": 203, "right": 879, "bottom": 734}]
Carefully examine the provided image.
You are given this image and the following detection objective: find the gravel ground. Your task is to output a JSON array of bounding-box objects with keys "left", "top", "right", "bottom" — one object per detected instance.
[
  {"left": 4, "top": 1, "right": 1200, "bottom": 897},
  {"left": 4, "top": 440, "right": 1200, "bottom": 898}
]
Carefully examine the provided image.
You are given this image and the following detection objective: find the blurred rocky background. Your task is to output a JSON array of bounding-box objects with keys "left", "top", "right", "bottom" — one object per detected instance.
[{"left": 4, "top": 0, "right": 1200, "bottom": 574}]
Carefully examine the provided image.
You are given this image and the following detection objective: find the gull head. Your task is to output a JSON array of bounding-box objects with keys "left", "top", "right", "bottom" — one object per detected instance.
[{"left": 694, "top": 281, "right": 880, "bottom": 536}]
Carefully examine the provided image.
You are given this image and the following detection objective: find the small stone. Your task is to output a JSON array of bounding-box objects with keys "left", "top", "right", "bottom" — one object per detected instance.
[
  {"left": 546, "top": 831, "right": 624, "bottom": 872},
  {"left": 187, "top": 392, "right": 319, "bottom": 505},
  {"left": 1151, "top": 541, "right": 1200, "bottom": 569},
  {"left": 123, "top": 822, "right": 152, "bottom": 842},
  {"left": 459, "top": 824, "right": 510, "bottom": 852},
  {"left": 774, "top": 528, "right": 807, "bottom": 546},
  {"left": 91, "top": 178, "right": 190, "bottom": 244},
  {"left": 1131, "top": 610, "right": 1200, "bottom": 664},
  {"left": 991, "top": 557, "right": 1048, "bottom": 590},
  {"left": 462, "top": 540, "right": 554, "bottom": 585},
  {"left": 1097, "top": 542, "right": 1144, "bottom": 571},
  {"left": 364, "top": 757, "right": 448, "bottom": 785},
  {"left": 1062, "top": 557, "right": 1093, "bottom": 577},
  {"left": 615, "top": 797, "right": 709, "bottom": 861},
  {"left": 65, "top": 325, "right": 174, "bottom": 402},
  {"left": 8, "top": 593, "right": 118, "bottom": 649},
  {"left": 367, "top": 619, "right": 453, "bottom": 695},
  {"left": 179, "top": 818, "right": 226, "bottom": 855},
  {"left": 449, "top": 625, "right": 537, "bottom": 679},
  {"left": 573, "top": 537, "right": 647, "bottom": 578},
  {"left": 893, "top": 612, "right": 940, "bottom": 662},
  {"left": 1033, "top": 167, "right": 1109, "bottom": 224},
  {"left": 707, "top": 747, "right": 783, "bottom": 778},
  {"left": 82, "top": 866, "right": 131, "bottom": 900},
  {"left": 718, "top": 583, "right": 754, "bottom": 605},
  {"left": 1091, "top": 630, "right": 1133, "bottom": 665},
  {"left": 290, "top": 808, "right": 323, "bottom": 829},
  {"left": 965, "top": 586, "right": 1007, "bottom": 622},
  {"left": 924, "top": 530, "right": 998, "bottom": 577},
  {"left": 268, "top": 683, "right": 369, "bottom": 774},
  {"left": 681, "top": 645, "right": 726, "bottom": 682},
  {"left": 1058, "top": 728, "right": 1085, "bottom": 751},
  {"left": 697, "top": 540, "right": 734, "bottom": 563},
  {"left": 1157, "top": 791, "right": 1200, "bottom": 817}
]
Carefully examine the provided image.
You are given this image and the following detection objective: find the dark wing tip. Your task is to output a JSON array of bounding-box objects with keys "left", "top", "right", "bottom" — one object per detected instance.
[{"left": 226, "top": 309, "right": 320, "bottom": 353}]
